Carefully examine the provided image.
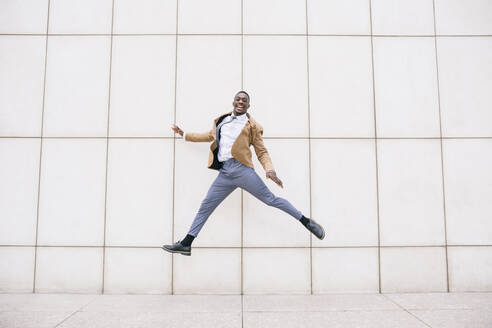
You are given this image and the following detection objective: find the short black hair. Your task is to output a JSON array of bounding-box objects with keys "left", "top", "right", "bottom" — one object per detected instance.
[{"left": 235, "top": 90, "right": 250, "bottom": 103}]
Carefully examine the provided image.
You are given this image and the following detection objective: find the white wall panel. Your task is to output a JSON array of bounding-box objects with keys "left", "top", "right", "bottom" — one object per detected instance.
[{"left": 1, "top": 0, "right": 491, "bottom": 294}]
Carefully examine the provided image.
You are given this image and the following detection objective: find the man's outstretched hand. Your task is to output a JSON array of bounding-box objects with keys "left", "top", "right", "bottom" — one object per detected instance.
[
  {"left": 266, "top": 170, "right": 283, "bottom": 188},
  {"left": 171, "top": 124, "right": 184, "bottom": 137}
]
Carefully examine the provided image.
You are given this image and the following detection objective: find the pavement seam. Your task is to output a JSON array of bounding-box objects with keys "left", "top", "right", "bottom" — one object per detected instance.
[
  {"left": 243, "top": 309, "right": 414, "bottom": 313},
  {"left": 382, "top": 294, "right": 434, "bottom": 328},
  {"left": 51, "top": 296, "right": 100, "bottom": 328},
  {"left": 241, "top": 293, "right": 244, "bottom": 328}
]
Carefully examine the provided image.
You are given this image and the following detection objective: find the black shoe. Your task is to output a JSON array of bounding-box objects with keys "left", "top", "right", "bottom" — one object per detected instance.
[
  {"left": 161, "top": 240, "right": 191, "bottom": 256},
  {"left": 304, "top": 217, "right": 325, "bottom": 240}
]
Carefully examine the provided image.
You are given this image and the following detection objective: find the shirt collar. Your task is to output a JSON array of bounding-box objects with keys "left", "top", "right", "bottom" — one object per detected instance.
[{"left": 231, "top": 112, "right": 249, "bottom": 121}]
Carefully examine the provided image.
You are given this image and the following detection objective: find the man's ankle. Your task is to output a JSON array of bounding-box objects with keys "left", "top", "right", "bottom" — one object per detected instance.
[
  {"left": 181, "top": 234, "right": 195, "bottom": 247},
  {"left": 300, "top": 215, "right": 309, "bottom": 227}
]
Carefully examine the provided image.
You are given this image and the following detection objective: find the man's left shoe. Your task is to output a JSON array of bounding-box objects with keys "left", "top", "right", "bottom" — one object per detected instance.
[
  {"left": 304, "top": 218, "right": 325, "bottom": 240},
  {"left": 161, "top": 240, "right": 191, "bottom": 256}
]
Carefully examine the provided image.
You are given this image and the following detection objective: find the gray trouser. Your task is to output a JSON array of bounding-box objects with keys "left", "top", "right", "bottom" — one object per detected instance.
[{"left": 187, "top": 157, "right": 303, "bottom": 237}]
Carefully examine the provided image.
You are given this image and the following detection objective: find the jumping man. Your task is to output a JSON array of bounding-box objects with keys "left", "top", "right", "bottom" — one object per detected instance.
[{"left": 162, "top": 91, "right": 325, "bottom": 256}]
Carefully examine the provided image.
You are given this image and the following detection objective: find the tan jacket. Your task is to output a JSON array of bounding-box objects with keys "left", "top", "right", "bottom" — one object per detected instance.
[{"left": 184, "top": 111, "right": 274, "bottom": 172}]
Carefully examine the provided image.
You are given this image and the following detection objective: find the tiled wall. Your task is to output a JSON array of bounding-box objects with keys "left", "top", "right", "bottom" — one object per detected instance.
[{"left": 1, "top": 0, "right": 491, "bottom": 294}]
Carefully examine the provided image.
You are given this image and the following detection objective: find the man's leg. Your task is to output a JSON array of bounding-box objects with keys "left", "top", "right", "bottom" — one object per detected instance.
[
  {"left": 236, "top": 167, "right": 303, "bottom": 220},
  {"left": 186, "top": 171, "right": 237, "bottom": 237}
]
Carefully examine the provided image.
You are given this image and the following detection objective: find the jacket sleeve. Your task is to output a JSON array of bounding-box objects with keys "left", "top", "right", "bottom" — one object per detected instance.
[
  {"left": 184, "top": 123, "right": 215, "bottom": 142},
  {"left": 252, "top": 124, "right": 275, "bottom": 172}
]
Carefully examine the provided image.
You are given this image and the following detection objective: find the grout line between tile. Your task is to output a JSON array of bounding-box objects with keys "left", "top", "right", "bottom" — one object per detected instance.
[
  {"left": 240, "top": 0, "right": 244, "bottom": 301},
  {"left": 32, "top": 0, "right": 51, "bottom": 294},
  {"left": 2, "top": 33, "right": 492, "bottom": 37},
  {"left": 9, "top": 245, "right": 478, "bottom": 250},
  {"left": 170, "top": 0, "right": 180, "bottom": 296},
  {"left": 2, "top": 136, "right": 492, "bottom": 140},
  {"left": 305, "top": 0, "right": 314, "bottom": 295},
  {"left": 101, "top": 0, "right": 116, "bottom": 295},
  {"left": 241, "top": 1, "right": 245, "bottom": 319},
  {"left": 8, "top": 244, "right": 492, "bottom": 248},
  {"left": 368, "top": 0, "right": 383, "bottom": 294},
  {"left": 432, "top": 0, "right": 450, "bottom": 293}
]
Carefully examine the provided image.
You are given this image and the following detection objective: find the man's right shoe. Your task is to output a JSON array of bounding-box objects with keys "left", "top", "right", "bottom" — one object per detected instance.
[
  {"left": 304, "top": 217, "right": 325, "bottom": 240},
  {"left": 161, "top": 240, "right": 191, "bottom": 256}
]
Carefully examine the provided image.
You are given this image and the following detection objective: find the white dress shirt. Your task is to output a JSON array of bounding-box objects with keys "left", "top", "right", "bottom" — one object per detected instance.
[
  {"left": 182, "top": 112, "right": 249, "bottom": 161},
  {"left": 217, "top": 112, "right": 249, "bottom": 162}
]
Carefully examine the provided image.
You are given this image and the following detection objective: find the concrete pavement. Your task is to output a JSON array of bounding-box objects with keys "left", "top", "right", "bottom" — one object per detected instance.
[{"left": 0, "top": 292, "right": 491, "bottom": 327}]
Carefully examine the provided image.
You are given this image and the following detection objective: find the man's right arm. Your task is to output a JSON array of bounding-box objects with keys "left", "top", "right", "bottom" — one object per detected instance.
[
  {"left": 183, "top": 129, "right": 214, "bottom": 142},
  {"left": 173, "top": 122, "right": 215, "bottom": 142}
]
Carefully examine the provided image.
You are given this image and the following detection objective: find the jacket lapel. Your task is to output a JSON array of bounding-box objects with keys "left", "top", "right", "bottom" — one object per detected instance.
[
  {"left": 210, "top": 112, "right": 232, "bottom": 151},
  {"left": 210, "top": 111, "right": 255, "bottom": 151}
]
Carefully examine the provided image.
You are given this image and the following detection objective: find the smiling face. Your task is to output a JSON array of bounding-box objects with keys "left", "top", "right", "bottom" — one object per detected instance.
[{"left": 232, "top": 92, "right": 250, "bottom": 116}]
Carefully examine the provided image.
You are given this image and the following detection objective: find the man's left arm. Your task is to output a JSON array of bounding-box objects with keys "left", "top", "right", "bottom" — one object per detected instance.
[{"left": 252, "top": 125, "right": 283, "bottom": 188}]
